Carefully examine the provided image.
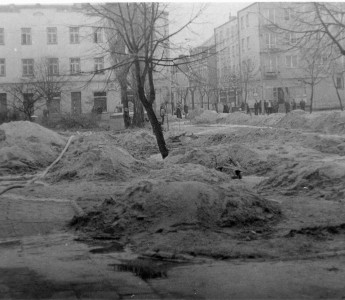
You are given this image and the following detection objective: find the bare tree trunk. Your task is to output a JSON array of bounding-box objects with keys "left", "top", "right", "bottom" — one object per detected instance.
[
  {"left": 120, "top": 81, "right": 131, "bottom": 128},
  {"left": 310, "top": 84, "right": 314, "bottom": 114},
  {"left": 132, "top": 94, "right": 145, "bottom": 127},
  {"left": 190, "top": 88, "right": 195, "bottom": 109},
  {"left": 332, "top": 75, "right": 344, "bottom": 111}
]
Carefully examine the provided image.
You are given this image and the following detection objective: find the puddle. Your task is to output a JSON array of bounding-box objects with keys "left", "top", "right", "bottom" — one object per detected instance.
[
  {"left": 110, "top": 258, "right": 169, "bottom": 280},
  {"left": 89, "top": 241, "right": 124, "bottom": 254}
]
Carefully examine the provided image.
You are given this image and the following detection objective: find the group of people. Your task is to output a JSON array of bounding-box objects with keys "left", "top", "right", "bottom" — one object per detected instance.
[
  {"left": 159, "top": 102, "right": 189, "bottom": 125},
  {"left": 285, "top": 98, "right": 306, "bottom": 113},
  {"left": 253, "top": 100, "right": 275, "bottom": 115}
]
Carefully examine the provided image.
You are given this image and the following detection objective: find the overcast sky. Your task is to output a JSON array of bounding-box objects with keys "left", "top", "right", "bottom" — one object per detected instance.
[{"left": 168, "top": 2, "right": 250, "bottom": 53}]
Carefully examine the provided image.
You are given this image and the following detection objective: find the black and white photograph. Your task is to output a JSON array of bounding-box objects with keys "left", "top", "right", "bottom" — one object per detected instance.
[{"left": 0, "top": 1, "right": 345, "bottom": 299}]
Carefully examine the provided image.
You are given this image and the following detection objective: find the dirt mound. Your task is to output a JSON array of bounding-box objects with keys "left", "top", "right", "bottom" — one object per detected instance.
[
  {"left": 259, "top": 159, "right": 345, "bottom": 200},
  {"left": 148, "top": 163, "right": 230, "bottom": 184},
  {"left": 0, "top": 121, "right": 66, "bottom": 173},
  {"left": 49, "top": 134, "right": 148, "bottom": 182},
  {"left": 110, "top": 129, "right": 158, "bottom": 159},
  {"left": 187, "top": 108, "right": 204, "bottom": 120},
  {"left": 191, "top": 110, "right": 223, "bottom": 124},
  {"left": 166, "top": 144, "right": 272, "bottom": 175},
  {"left": 71, "top": 180, "right": 281, "bottom": 241}
]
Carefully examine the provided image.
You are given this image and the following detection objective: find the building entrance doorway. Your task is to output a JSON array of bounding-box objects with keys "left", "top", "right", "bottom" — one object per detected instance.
[{"left": 71, "top": 92, "right": 81, "bottom": 115}]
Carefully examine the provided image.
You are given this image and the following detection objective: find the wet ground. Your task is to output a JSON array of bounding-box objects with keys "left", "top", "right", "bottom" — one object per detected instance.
[{"left": 1, "top": 119, "right": 345, "bottom": 299}]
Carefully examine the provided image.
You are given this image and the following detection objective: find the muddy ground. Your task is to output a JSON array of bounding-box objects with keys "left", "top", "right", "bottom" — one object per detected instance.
[{"left": 1, "top": 111, "right": 345, "bottom": 298}]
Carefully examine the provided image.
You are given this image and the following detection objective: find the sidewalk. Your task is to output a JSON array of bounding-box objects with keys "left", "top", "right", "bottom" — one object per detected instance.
[{"left": 0, "top": 194, "right": 161, "bottom": 300}]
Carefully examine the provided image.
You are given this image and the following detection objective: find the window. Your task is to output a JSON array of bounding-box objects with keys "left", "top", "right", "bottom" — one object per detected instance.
[
  {"left": 21, "top": 28, "right": 31, "bottom": 45},
  {"left": 0, "top": 93, "right": 7, "bottom": 113},
  {"left": 336, "top": 75, "right": 344, "bottom": 89},
  {"left": 69, "top": 27, "right": 79, "bottom": 44},
  {"left": 264, "top": 8, "right": 275, "bottom": 24},
  {"left": 285, "top": 55, "right": 298, "bottom": 68},
  {"left": 265, "top": 33, "right": 276, "bottom": 48},
  {"left": 0, "top": 28, "right": 4, "bottom": 45},
  {"left": 48, "top": 58, "right": 59, "bottom": 75},
  {"left": 48, "top": 93, "right": 61, "bottom": 113},
  {"left": 94, "top": 92, "right": 107, "bottom": 112},
  {"left": 266, "top": 55, "right": 278, "bottom": 71},
  {"left": 47, "top": 27, "right": 57, "bottom": 44},
  {"left": 246, "top": 14, "right": 249, "bottom": 27},
  {"left": 247, "top": 37, "right": 250, "bottom": 50},
  {"left": 0, "top": 59, "right": 5, "bottom": 76},
  {"left": 93, "top": 27, "right": 103, "bottom": 43},
  {"left": 70, "top": 58, "right": 81, "bottom": 74},
  {"left": 94, "top": 57, "right": 104, "bottom": 73},
  {"left": 241, "top": 16, "right": 244, "bottom": 29},
  {"left": 285, "top": 32, "right": 297, "bottom": 44},
  {"left": 22, "top": 59, "right": 34, "bottom": 76}
]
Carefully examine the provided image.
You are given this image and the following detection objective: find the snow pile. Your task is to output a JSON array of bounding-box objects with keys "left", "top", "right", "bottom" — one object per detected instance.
[
  {"left": 192, "top": 110, "right": 223, "bottom": 124},
  {"left": 166, "top": 144, "right": 272, "bottom": 175},
  {"left": 148, "top": 163, "right": 230, "bottom": 184},
  {"left": 187, "top": 108, "right": 204, "bottom": 120},
  {"left": 259, "top": 158, "right": 345, "bottom": 200},
  {"left": 71, "top": 180, "right": 281, "bottom": 238},
  {"left": 110, "top": 129, "right": 158, "bottom": 159},
  {"left": 49, "top": 134, "right": 148, "bottom": 181},
  {"left": 0, "top": 121, "right": 66, "bottom": 173}
]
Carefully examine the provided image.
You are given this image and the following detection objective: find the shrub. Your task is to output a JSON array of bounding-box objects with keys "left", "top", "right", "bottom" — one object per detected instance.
[{"left": 43, "top": 113, "right": 100, "bottom": 130}]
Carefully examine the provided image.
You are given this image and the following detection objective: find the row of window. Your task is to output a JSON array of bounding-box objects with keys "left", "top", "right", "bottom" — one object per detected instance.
[
  {"left": 0, "top": 57, "right": 105, "bottom": 76},
  {"left": 0, "top": 26, "right": 104, "bottom": 45},
  {"left": 265, "top": 55, "right": 298, "bottom": 70},
  {"left": 0, "top": 91, "right": 108, "bottom": 114}
]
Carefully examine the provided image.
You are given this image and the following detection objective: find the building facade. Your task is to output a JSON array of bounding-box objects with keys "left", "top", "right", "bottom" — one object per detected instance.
[{"left": 237, "top": 2, "right": 345, "bottom": 109}]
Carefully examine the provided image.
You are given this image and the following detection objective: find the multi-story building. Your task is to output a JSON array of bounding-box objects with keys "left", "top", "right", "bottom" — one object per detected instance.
[
  {"left": 0, "top": 4, "right": 121, "bottom": 117},
  {"left": 214, "top": 14, "right": 240, "bottom": 107},
  {"left": 237, "top": 2, "right": 345, "bottom": 109},
  {"left": 0, "top": 4, "right": 170, "bottom": 119},
  {"left": 188, "top": 36, "right": 217, "bottom": 109}
]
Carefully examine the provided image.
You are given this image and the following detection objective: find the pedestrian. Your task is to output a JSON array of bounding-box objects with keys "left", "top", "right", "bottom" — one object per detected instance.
[
  {"left": 300, "top": 99, "right": 306, "bottom": 111},
  {"left": 159, "top": 104, "right": 166, "bottom": 125},
  {"left": 258, "top": 100, "right": 262, "bottom": 114},
  {"left": 241, "top": 102, "right": 245, "bottom": 112},
  {"left": 254, "top": 100, "right": 258, "bottom": 115},
  {"left": 264, "top": 100, "right": 268, "bottom": 114},
  {"left": 183, "top": 103, "right": 189, "bottom": 118},
  {"left": 285, "top": 100, "right": 291, "bottom": 114},
  {"left": 223, "top": 103, "right": 229, "bottom": 113},
  {"left": 292, "top": 98, "right": 297, "bottom": 110},
  {"left": 176, "top": 102, "right": 182, "bottom": 119},
  {"left": 268, "top": 100, "right": 272, "bottom": 115}
]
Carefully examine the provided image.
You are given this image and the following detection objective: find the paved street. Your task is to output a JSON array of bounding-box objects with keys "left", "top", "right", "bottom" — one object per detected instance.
[{"left": 0, "top": 193, "right": 160, "bottom": 300}]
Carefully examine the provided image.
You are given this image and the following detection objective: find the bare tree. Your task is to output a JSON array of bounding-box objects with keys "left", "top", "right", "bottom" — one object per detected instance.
[
  {"left": 5, "top": 58, "right": 68, "bottom": 121},
  {"left": 241, "top": 59, "right": 256, "bottom": 104},
  {"left": 84, "top": 3, "right": 206, "bottom": 158}
]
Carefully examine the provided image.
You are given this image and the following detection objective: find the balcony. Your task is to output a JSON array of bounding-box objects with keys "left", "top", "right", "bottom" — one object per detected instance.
[{"left": 264, "top": 71, "right": 278, "bottom": 79}]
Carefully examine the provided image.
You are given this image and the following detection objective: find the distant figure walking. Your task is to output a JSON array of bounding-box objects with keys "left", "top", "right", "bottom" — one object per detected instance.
[
  {"left": 160, "top": 104, "right": 166, "bottom": 125},
  {"left": 254, "top": 100, "right": 259, "bottom": 115},
  {"left": 300, "top": 99, "right": 306, "bottom": 111},
  {"left": 285, "top": 100, "right": 291, "bottom": 114},
  {"left": 184, "top": 103, "right": 189, "bottom": 118},
  {"left": 292, "top": 99, "right": 297, "bottom": 110},
  {"left": 268, "top": 100, "right": 272, "bottom": 114},
  {"left": 176, "top": 102, "right": 182, "bottom": 119},
  {"left": 223, "top": 103, "right": 229, "bottom": 113}
]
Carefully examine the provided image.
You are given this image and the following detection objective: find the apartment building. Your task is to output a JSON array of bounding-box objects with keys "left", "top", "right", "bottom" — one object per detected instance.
[
  {"left": 237, "top": 2, "right": 345, "bottom": 109},
  {"left": 188, "top": 36, "right": 217, "bottom": 109},
  {"left": 214, "top": 14, "right": 240, "bottom": 106},
  {"left": 0, "top": 4, "right": 120, "bottom": 117}
]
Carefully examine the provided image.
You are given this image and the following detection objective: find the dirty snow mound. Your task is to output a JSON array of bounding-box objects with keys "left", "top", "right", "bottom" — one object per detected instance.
[
  {"left": 166, "top": 144, "right": 272, "bottom": 175},
  {"left": 148, "top": 163, "right": 230, "bottom": 184},
  {"left": 49, "top": 134, "right": 148, "bottom": 181},
  {"left": 259, "top": 159, "right": 345, "bottom": 200},
  {"left": 187, "top": 108, "right": 204, "bottom": 120},
  {"left": 0, "top": 121, "right": 66, "bottom": 173},
  {"left": 192, "top": 110, "right": 224, "bottom": 124},
  {"left": 71, "top": 180, "right": 281, "bottom": 238}
]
